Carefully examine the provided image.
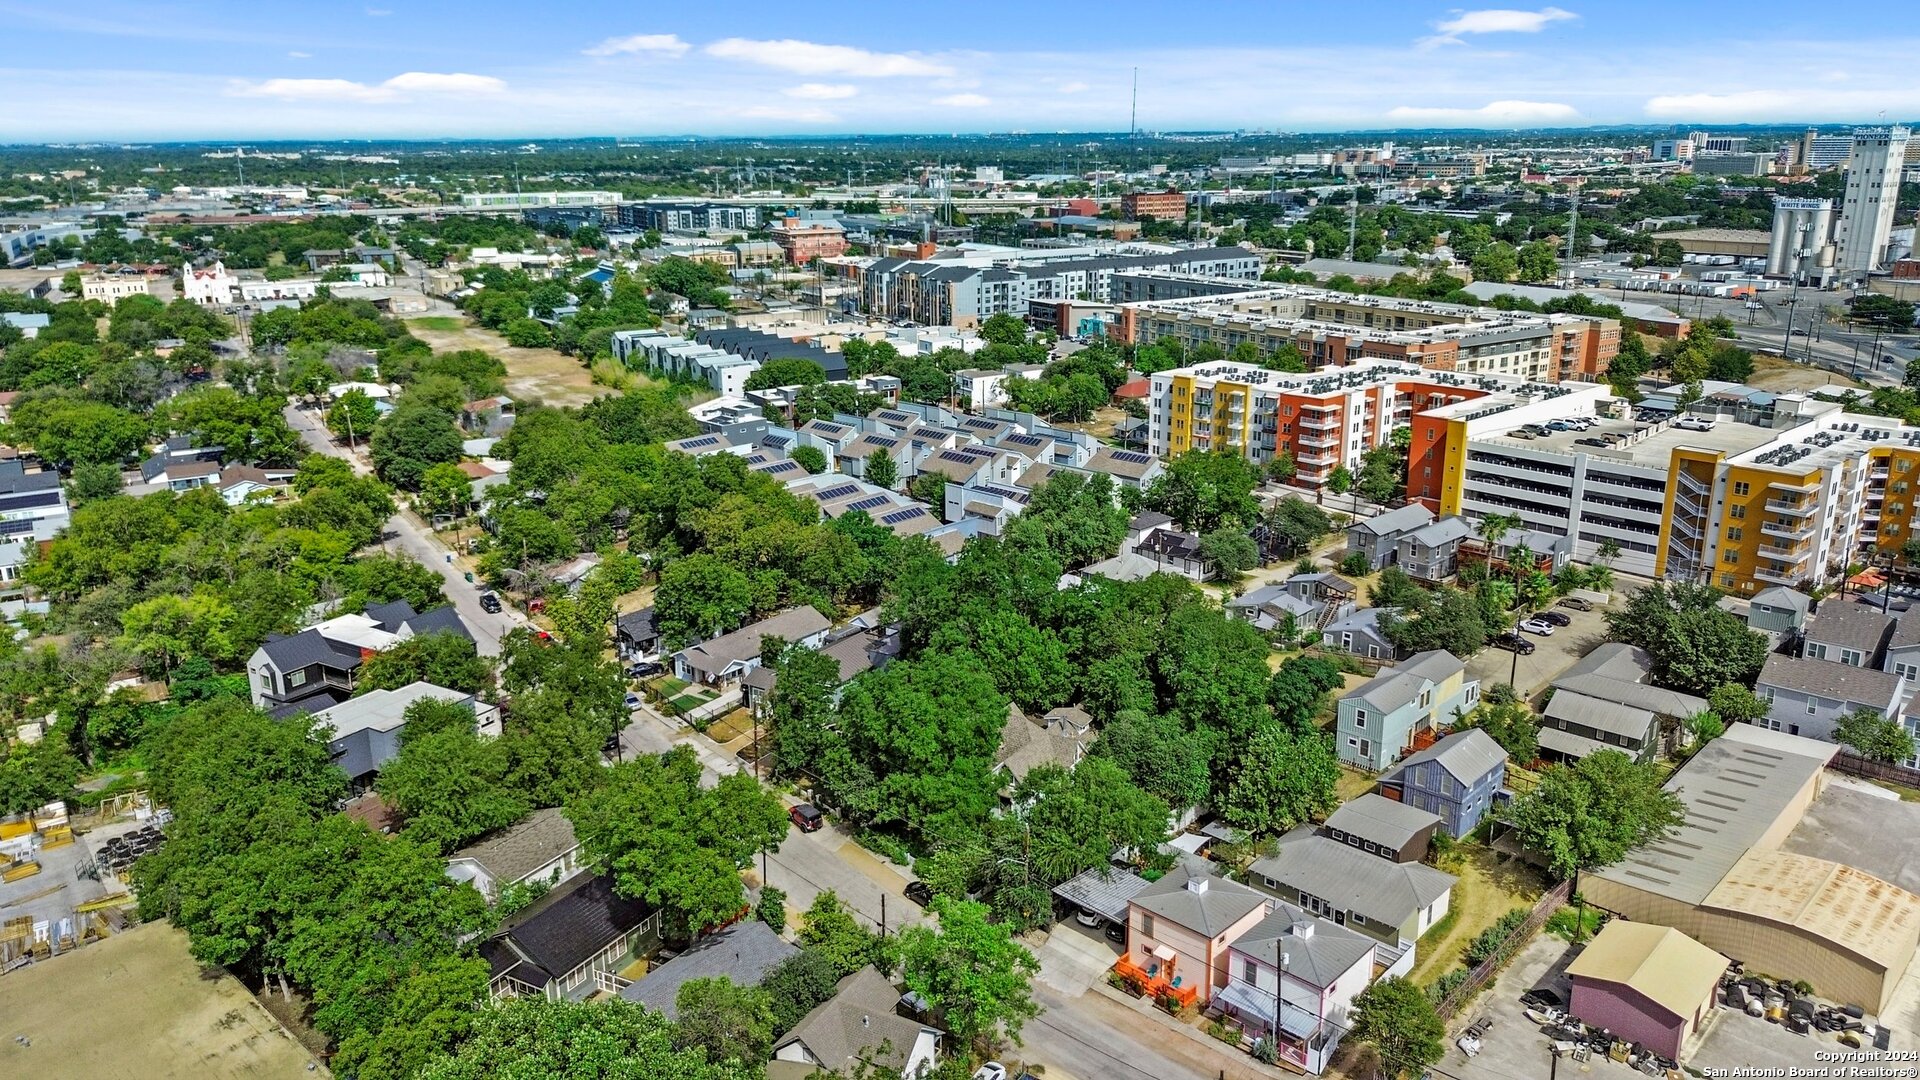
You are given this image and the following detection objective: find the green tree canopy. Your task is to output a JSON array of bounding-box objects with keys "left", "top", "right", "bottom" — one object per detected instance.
[{"left": 1507, "top": 749, "right": 1685, "bottom": 880}]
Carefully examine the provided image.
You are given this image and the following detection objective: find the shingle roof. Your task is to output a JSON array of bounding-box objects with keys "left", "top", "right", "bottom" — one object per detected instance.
[
  {"left": 1404, "top": 516, "right": 1474, "bottom": 548},
  {"left": 403, "top": 605, "right": 472, "bottom": 642},
  {"left": 994, "top": 704, "right": 1091, "bottom": 781},
  {"left": 1751, "top": 587, "right": 1813, "bottom": 616},
  {"left": 1756, "top": 653, "right": 1905, "bottom": 706},
  {"left": 258, "top": 628, "right": 365, "bottom": 673},
  {"left": 1251, "top": 833, "right": 1456, "bottom": 928},
  {"left": 1324, "top": 794, "right": 1441, "bottom": 852},
  {"left": 450, "top": 808, "right": 579, "bottom": 886},
  {"left": 619, "top": 920, "right": 797, "bottom": 1018},
  {"left": 478, "top": 874, "right": 655, "bottom": 989},
  {"left": 1344, "top": 650, "right": 1466, "bottom": 713},
  {"left": 1805, "top": 603, "right": 1894, "bottom": 657},
  {"left": 1382, "top": 728, "right": 1507, "bottom": 787},
  {"left": 1133, "top": 863, "right": 1269, "bottom": 937},
  {"left": 778, "top": 967, "right": 932, "bottom": 1074},
  {"left": 1350, "top": 503, "right": 1435, "bottom": 537},
  {"left": 678, "top": 607, "right": 832, "bottom": 675},
  {"left": 1551, "top": 642, "right": 1708, "bottom": 718},
  {"left": 1230, "top": 903, "right": 1376, "bottom": 989}
]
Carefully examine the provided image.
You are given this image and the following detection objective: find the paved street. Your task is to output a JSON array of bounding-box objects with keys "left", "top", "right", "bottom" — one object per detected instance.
[{"left": 283, "top": 402, "right": 524, "bottom": 655}]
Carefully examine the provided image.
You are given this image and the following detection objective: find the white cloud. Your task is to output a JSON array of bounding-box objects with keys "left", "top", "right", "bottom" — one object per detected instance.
[
  {"left": 1057, "top": 81, "right": 1089, "bottom": 94},
  {"left": 706, "top": 38, "right": 953, "bottom": 78},
  {"left": 1385, "top": 99, "right": 1579, "bottom": 125},
  {"left": 583, "top": 34, "right": 689, "bottom": 58},
  {"left": 232, "top": 71, "right": 505, "bottom": 103},
  {"left": 734, "top": 104, "right": 838, "bottom": 123},
  {"left": 933, "top": 93, "right": 991, "bottom": 108},
  {"left": 1645, "top": 86, "right": 1920, "bottom": 119},
  {"left": 785, "top": 83, "right": 857, "bottom": 100},
  {"left": 1421, "top": 6, "right": 1575, "bottom": 48},
  {"left": 287, "top": 51, "right": 311, "bottom": 59}
]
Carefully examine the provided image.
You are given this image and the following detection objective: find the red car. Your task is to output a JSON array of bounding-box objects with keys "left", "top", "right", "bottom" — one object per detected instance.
[{"left": 789, "top": 804, "right": 824, "bottom": 832}]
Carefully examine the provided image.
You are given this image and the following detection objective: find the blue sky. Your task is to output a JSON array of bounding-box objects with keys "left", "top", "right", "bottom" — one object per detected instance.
[{"left": 1, "top": 1, "right": 1915, "bottom": 140}]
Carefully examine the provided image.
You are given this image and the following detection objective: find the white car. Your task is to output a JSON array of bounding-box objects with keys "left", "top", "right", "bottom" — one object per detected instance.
[
  {"left": 1674, "top": 416, "right": 1717, "bottom": 432},
  {"left": 973, "top": 1065, "right": 1009, "bottom": 1080},
  {"left": 1518, "top": 617, "right": 1557, "bottom": 636}
]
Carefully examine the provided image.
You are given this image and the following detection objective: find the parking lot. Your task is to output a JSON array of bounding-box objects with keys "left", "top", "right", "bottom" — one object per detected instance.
[
  {"left": 1447, "top": 935, "right": 1651, "bottom": 1080},
  {"left": 1466, "top": 592, "right": 1618, "bottom": 699}
]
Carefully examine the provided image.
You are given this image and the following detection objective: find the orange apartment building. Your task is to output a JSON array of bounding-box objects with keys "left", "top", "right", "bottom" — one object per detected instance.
[
  {"left": 1120, "top": 189, "right": 1189, "bottom": 221},
  {"left": 772, "top": 219, "right": 849, "bottom": 265}
]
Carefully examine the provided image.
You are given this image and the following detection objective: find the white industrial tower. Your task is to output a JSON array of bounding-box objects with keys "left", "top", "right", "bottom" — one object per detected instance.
[{"left": 1833, "top": 126, "right": 1911, "bottom": 281}]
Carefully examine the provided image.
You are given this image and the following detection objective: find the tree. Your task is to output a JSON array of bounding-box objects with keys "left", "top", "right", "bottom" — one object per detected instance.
[
  {"left": 654, "top": 554, "right": 755, "bottom": 649},
  {"left": 743, "top": 359, "right": 827, "bottom": 392},
  {"left": 864, "top": 449, "right": 898, "bottom": 490},
  {"left": 1011, "top": 758, "right": 1168, "bottom": 887},
  {"left": 417, "top": 462, "right": 474, "bottom": 519},
  {"left": 908, "top": 471, "right": 950, "bottom": 508},
  {"left": 1507, "top": 749, "right": 1685, "bottom": 880},
  {"left": 1091, "top": 709, "right": 1211, "bottom": 811},
  {"left": 895, "top": 897, "right": 1041, "bottom": 1049},
  {"left": 1381, "top": 586, "right": 1486, "bottom": 657},
  {"left": 327, "top": 389, "right": 379, "bottom": 445},
  {"left": 756, "top": 886, "right": 788, "bottom": 932},
  {"left": 1471, "top": 241, "right": 1519, "bottom": 284},
  {"left": 761, "top": 949, "right": 844, "bottom": 1034},
  {"left": 1326, "top": 464, "right": 1353, "bottom": 495},
  {"left": 566, "top": 746, "right": 788, "bottom": 936},
  {"left": 979, "top": 313, "right": 1028, "bottom": 347},
  {"left": 1604, "top": 581, "right": 1768, "bottom": 695},
  {"left": 1654, "top": 238, "right": 1686, "bottom": 267},
  {"left": 798, "top": 890, "right": 881, "bottom": 978},
  {"left": 1200, "top": 527, "right": 1258, "bottom": 581},
  {"left": 1706, "top": 684, "right": 1768, "bottom": 726},
  {"left": 1349, "top": 976, "right": 1445, "bottom": 1080},
  {"left": 66, "top": 461, "right": 123, "bottom": 503},
  {"left": 357, "top": 631, "right": 494, "bottom": 696},
  {"left": 376, "top": 727, "right": 527, "bottom": 854},
  {"left": 674, "top": 976, "right": 776, "bottom": 1066},
  {"left": 1684, "top": 710, "right": 1725, "bottom": 746},
  {"left": 371, "top": 400, "right": 464, "bottom": 490},
  {"left": 1338, "top": 549, "right": 1371, "bottom": 577},
  {"left": 1144, "top": 448, "right": 1262, "bottom": 533},
  {"left": 416, "top": 997, "right": 754, "bottom": 1080},
  {"left": 1218, "top": 723, "right": 1339, "bottom": 835},
  {"left": 1516, "top": 240, "right": 1559, "bottom": 283},
  {"left": 791, "top": 444, "right": 827, "bottom": 474},
  {"left": 1469, "top": 700, "right": 1539, "bottom": 762},
  {"left": 1266, "top": 497, "right": 1332, "bottom": 555},
  {"left": 1833, "top": 708, "right": 1916, "bottom": 764},
  {"left": 502, "top": 318, "right": 551, "bottom": 348}
]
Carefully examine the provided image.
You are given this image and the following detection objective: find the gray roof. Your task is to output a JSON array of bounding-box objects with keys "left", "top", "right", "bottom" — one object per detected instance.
[
  {"left": 1552, "top": 642, "right": 1708, "bottom": 718},
  {"left": 1230, "top": 903, "right": 1376, "bottom": 989},
  {"left": 1590, "top": 723, "right": 1836, "bottom": 905},
  {"left": 1544, "top": 689, "right": 1657, "bottom": 741},
  {"left": 1085, "top": 446, "right": 1160, "bottom": 479},
  {"left": 1381, "top": 728, "right": 1507, "bottom": 787},
  {"left": 479, "top": 874, "right": 655, "bottom": 990},
  {"left": 1537, "top": 725, "right": 1617, "bottom": 760},
  {"left": 677, "top": 606, "right": 832, "bottom": 675},
  {"left": 1350, "top": 504, "right": 1435, "bottom": 538},
  {"left": 1344, "top": 650, "right": 1466, "bottom": 713},
  {"left": 1251, "top": 833, "right": 1456, "bottom": 928},
  {"left": 618, "top": 920, "right": 797, "bottom": 1018},
  {"left": 1324, "top": 794, "right": 1442, "bottom": 852},
  {"left": 402, "top": 605, "right": 472, "bottom": 641},
  {"left": 258, "top": 627, "right": 364, "bottom": 673},
  {"left": 1805, "top": 603, "right": 1894, "bottom": 657},
  {"left": 1891, "top": 609, "right": 1920, "bottom": 651},
  {"left": 994, "top": 704, "right": 1092, "bottom": 781},
  {"left": 1404, "top": 516, "right": 1474, "bottom": 548},
  {"left": 1131, "top": 864, "right": 1269, "bottom": 937},
  {"left": 1756, "top": 653, "right": 1905, "bottom": 707},
  {"left": 777, "top": 967, "right": 933, "bottom": 1074},
  {"left": 1053, "top": 867, "right": 1153, "bottom": 923},
  {"left": 1751, "top": 587, "right": 1812, "bottom": 616},
  {"left": 449, "top": 808, "right": 579, "bottom": 885}
]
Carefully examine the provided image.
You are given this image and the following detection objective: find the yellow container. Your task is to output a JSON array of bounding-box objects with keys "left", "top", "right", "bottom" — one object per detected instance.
[
  {"left": 1, "top": 860, "right": 42, "bottom": 882},
  {"left": 0, "top": 819, "right": 32, "bottom": 840}
]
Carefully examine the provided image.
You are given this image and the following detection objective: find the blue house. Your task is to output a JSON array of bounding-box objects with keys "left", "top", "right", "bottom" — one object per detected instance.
[
  {"left": 1334, "top": 651, "right": 1478, "bottom": 772},
  {"left": 1377, "top": 728, "right": 1508, "bottom": 838}
]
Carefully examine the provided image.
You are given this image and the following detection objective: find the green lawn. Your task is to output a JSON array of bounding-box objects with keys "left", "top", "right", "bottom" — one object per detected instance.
[{"left": 406, "top": 316, "right": 464, "bottom": 332}]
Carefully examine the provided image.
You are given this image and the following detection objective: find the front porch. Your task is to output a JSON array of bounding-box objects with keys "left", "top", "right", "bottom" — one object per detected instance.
[{"left": 1113, "top": 952, "right": 1199, "bottom": 1009}]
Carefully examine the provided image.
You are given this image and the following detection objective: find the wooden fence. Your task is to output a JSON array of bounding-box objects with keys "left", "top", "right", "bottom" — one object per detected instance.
[
  {"left": 1434, "top": 878, "right": 1573, "bottom": 1021},
  {"left": 1828, "top": 750, "right": 1920, "bottom": 789}
]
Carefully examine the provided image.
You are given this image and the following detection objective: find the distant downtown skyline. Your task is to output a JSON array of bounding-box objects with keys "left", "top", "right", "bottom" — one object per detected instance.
[{"left": 1, "top": 1, "right": 1917, "bottom": 140}]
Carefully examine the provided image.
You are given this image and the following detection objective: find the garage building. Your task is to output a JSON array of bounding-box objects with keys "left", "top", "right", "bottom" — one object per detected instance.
[{"left": 1566, "top": 921, "right": 1727, "bottom": 1060}]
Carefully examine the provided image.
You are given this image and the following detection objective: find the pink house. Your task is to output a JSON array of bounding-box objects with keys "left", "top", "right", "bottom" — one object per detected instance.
[
  {"left": 1122, "top": 864, "right": 1271, "bottom": 1006},
  {"left": 1216, "top": 904, "right": 1382, "bottom": 1074}
]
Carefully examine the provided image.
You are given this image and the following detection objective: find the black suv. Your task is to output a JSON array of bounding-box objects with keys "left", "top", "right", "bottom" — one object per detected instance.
[
  {"left": 479, "top": 592, "right": 502, "bottom": 614},
  {"left": 1491, "top": 631, "right": 1536, "bottom": 655}
]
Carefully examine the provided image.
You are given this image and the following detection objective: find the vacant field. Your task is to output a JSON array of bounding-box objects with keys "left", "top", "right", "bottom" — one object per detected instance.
[
  {"left": 405, "top": 316, "right": 608, "bottom": 408},
  {"left": 1746, "top": 352, "right": 1865, "bottom": 394},
  {"left": 1407, "top": 844, "right": 1546, "bottom": 988},
  {"left": 0, "top": 922, "right": 323, "bottom": 1079}
]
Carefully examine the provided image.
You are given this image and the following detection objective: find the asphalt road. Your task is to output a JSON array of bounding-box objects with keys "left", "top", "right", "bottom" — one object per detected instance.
[{"left": 282, "top": 402, "right": 523, "bottom": 655}]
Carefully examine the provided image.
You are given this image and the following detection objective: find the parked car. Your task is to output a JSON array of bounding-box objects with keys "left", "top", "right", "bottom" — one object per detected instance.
[
  {"left": 973, "top": 1065, "right": 1009, "bottom": 1080},
  {"left": 1518, "top": 617, "right": 1557, "bottom": 636},
  {"left": 1532, "top": 610, "right": 1572, "bottom": 627},
  {"left": 625, "top": 660, "right": 663, "bottom": 679},
  {"left": 1507, "top": 429, "right": 1536, "bottom": 440},
  {"left": 904, "top": 881, "right": 934, "bottom": 907},
  {"left": 789, "top": 804, "right": 824, "bottom": 833},
  {"left": 1675, "top": 416, "right": 1718, "bottom": 432},
  {"left": 1491, "top": 631, "right": 1536, "bottom": 654},
  {"left": 1558, "top": 596, "right": 1593, "bottom": 612},
  {"left": 479, "top": 592, "right": 502, "bottom": 613},
  {"left": 1575, "top": 437, "right": 1609, "bottom": 447},
  {"left": 623, "top": 692, "right": 643, "bottom": 709},
  {"left": 1074, "top": 907, "right": 1104, "bottom": 928}
]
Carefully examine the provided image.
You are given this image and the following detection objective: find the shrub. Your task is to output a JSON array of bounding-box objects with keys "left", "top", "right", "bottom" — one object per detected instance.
[
  {"left": 757, "top": 886, "right": 788, "bottom": 932},
  {"left": 1206, "top": 1019, "right": 1240, "bottom": 1044},
  {"left": 1250, "top": 1037, "right": 1278, "bottom": 1064},
  {"left": 1338, "top": 550, "right": 1371, "bottom": 577},
  {"left": 1464, "top": 908, "right": 1532, "bottom": 967},
  {"left": 1427, "top": 968, "right": 1471, "bottom": 1004},
  {"left": 855, "top": 829, "right": 912, "bottom": 866}
]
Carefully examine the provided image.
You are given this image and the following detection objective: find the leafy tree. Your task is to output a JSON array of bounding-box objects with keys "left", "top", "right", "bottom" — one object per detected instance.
[
  {"left": 327, "top": 389, "right": 379, "bottom": 445},
  {"left": 1265, "top": 497, "right": 1332, "bottom": 555},
  {"left": 1654, "top": 238, "right": 1686, "bottom": 267},
  {"left": 416, "top": 997, "right": 754, "bottom": 1080},
  {"left": 791, "top": 445, "right": 827, "bottom": 474},
  {"left": 761, "top": 949, "right": 844, "bottom": 1034},
  {"left": 1338, "top": 549, "right": 1371, "bottom": 577},
  {"left": 743, "top": 359, "right": 827, "bottom": 392},
  {"left": 1200, "top": 527, "right": 1259, "bottom": 581},
  {"left": 7, "top": 396, "right": 148, "bottom": 467},
  {"left": 1326, "top": 464, "right": 1353, "bottom": 495},
  {"left": 1507, "top": 749, "right": 1684, "bottom": 880},
  {"left": 371, "top": 399, "right": 464, "bottom": 490},
  {"left": 1091, "top": 708, "right": 1211, "bottom": 810},
  {"left": 1349, "top": 976, "right": 1445, "bottom": 1080},
  {"left": 1683, "top": 710, "right": 1725, "bottom": 747},
  {"left": 756, "top": 886, "right": 788, "bottom": 933},
  {"left": 566, "top": 746, "right": 788, "bottom": 935},
  {"left": 1469, "top": 700, "right": 1539, "bottom": 762},
  {"left": 1604, "top": 580, "right": 1768, "bottom": 695},
  {"left": 502, "top": 318, "right": 551, "bottom": 348},
  {"left": 1001, "top": 471, "right": 1128, "bottom": 569},
  {"left": 798, "top": 890, "right": 881, "bottom": 978},
  {"left": 1369, "top": 565, "right": 1428, "bottom": 610},
  {"left": 654, "top": 554, "right": 755, "bottom": 650},
  {"left": 357, "top": 631, "right": 493, "bottom": 696},
  {"left": 1381, "top": 586, "right": 1486, "bottom": 657},
  {"left": 1834, "top": 708, "right": 1916, "bottom": 763},
  {"left": 864, "top": 449, "right": 898, "bottom": 490},
  {"left": 1218, "top": 723, "right": 1339, "bottom": 835},
  {"left": 1706, "top": 684, "right": 1768, "bottom": 726},
  {"left": 908, "top": 470, "right": 950, "bottom": 507},
  {"left": 1471, "top": 241, "right": 1520, "bottom": 283},
  {"left": 417, "top": 462, "right": 474, "bottom": 519},
  {"left": 1516, "top": 240, "right": 1559, "bottom": 283},
  {"left": 1144, "top": 448, "right": 1262, "bottom": 533},
  {"left": 376, "top": 727, "right": 527, "bottom": 854},
  {"left": 674, "top": 976, "right": 776, "bottom": 1066},
  {"left": 1266, "top": 655, "right": 1346, "bottom": 730},
  {"left": 1012, "top": 758, "right": 1168, "bottom": 885},
  {"left": 66, "top": 461, "right": 121, "bottom": 503},
  {"left": 979, "top": 313, "right": 1028, "bottom": 346},
  {"left": 895, "top": 896, "right": 1041, "bottom": 1049}
]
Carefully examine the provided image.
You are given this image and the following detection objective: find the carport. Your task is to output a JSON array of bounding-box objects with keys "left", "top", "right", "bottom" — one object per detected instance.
[{"left": 1053, "top": 867, "right": 1150, "bottom": 927}]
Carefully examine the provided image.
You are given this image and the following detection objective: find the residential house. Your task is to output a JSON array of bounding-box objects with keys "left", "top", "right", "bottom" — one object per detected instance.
[
  {"left": 462, "top": 396, "right": 517, "bottom": 438},
  {"left": 672, "top": 606, "right": 832, "bottom": 688},
  {"left": 245, "top": 601, "right": 473, "bottom": 714},
  {"left": 620, "top": 920, "right": 796, "bottom": 1019},
  {"left": 1082, "top": 446, "right": 1164, "bottom": 490},
  {"left": 1462, "top": 527, "right": 1574, "bottom": 576},
  {"left": 0, "top": 460, "right": 70, "bottom": 542},
  {"left": 1321, "top": 794, "right": 1442, "bottom": 864},
  {"left": 1547, "top": 642, "right": 1709, "bottom": 756},
  {"left": 308, "top": 681, "right": 499, "bottom": 787},
  {"left": 1216, "top": 904, "right": 1386, "bottom": 1075},
  {"left": 1539, "top": 688, "right": 1660, "bottom": 764},
  {"left": 447, "top": 808, "right": 585, "bottom": 903},
  {"left": 1320, "top": 607, "right": 1401, "bottom": 662},
  {"left": 742, "top": 625, "right": 900, "bottom": 715},
  {"left": 1334, "top": 651, "right": 1479, "bottom": 771},
  {"left": 615, "top": 608, "right": 660, "bottom": 661},
  {"left": 1249, "top": 831, "right": 1456, "bottom": 956},
  {"left": 1395, "top": 516, "right": 1475, "bottom": 583},
  {"left": 213, "top": 464, "right": 296, "bottom": 506},
  {"left": 138, "top": 436, "right": 224, "bottom": 488},
  {"left": 1345, "top": 504, "right": 1436, "bottom": 572},
  {"left": 993, "top": 704, "right": 1094, "bottom": 783},
  {"left": 1885, "top": 612, "right": 1920, "bottom": 682},
  {"left": 1801, "top": 602, "right": 1895, "bottom": 668},
  {"left": 1230, "top": 573, "right": 1358, "bottom": 636},
  {"left": 479, "top": 874, "right": 661, "bottom": 1001},
  {"left": 1747, "top": 586, "right": 1812, "bottom": 636},
  {"left": 1123, "top": 865, "right": 1272, "bottom": 1006},
  {"left": 1377, "top": 728, "right": 1508, "bottom": 837},
  {"left": 1126, "top": 517, "right": 1212, "bottom": 581},
  {"left": 771, "top": 966, "right": 942, "bottom": 1080},
  {"left": 1754, "top": 654, "right": 1906, "bottom": 742}
]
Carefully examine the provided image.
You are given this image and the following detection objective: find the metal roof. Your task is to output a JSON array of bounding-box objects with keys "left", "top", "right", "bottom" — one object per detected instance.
[
  {"left": 1053, "top": 867, "right": 1152, "bottom": 923},
  {"left": 1544, "top": 689, "right": 1657, "bottom": 741},
  {"left": 1250, "top": 833, "right": 1455, "bottom": 928},
  {"left": 1382, "top": 728, "right": 1507, "bottom": 787},
  {"left": 1323, "top": 794, "right": 1441, "bottom": 852}
]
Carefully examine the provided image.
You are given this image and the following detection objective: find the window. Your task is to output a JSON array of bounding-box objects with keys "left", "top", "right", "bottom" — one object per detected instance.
[
  {"left": 286, "top": 669, "right": 307, "bottom": 689},
  {"left": 1841, "top": 649, "right": 1862, "bottom": 667},
  {"left": 1727, "top": 527, "right": 1743, "bottom": 542},
  {"left": 1723, "top": 550, "right": 1739, "bottom": 565},
  {"left": 1807, "top": 643, "right": 1827, "bottom": 660},
  {"left": 1733, "top": 481, "right": 1751, "bottom": 496},
  {"left": 1139, "top": 913, "right": 1154, "bottom": 937},
  {"left": 1354, "top": 709, "right": 1368, "bottom": 729},
  {"left": 1243, "top": 957, "right": 1259, "bottom": 982},
  {"left": 1721, "top": 573, "right": 1737, "bottom": 588},
  {"left": 1729, "top": 504, "right": 1746, "bottom": 520},
  {"left": 1806, "top": 699, "right": 1819, "bottom": 715}
]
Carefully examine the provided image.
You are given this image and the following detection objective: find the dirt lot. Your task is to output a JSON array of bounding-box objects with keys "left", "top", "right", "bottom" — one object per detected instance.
[
  {"left": 0, "top": 922, "right": 324, "bottom": 1079},
  {"left": 1746, "top": 352, "right": 1865, "bottom": 394},
  {"left": 406, "top": 316, "right": 607, "bottom": 408},
  {"left": 1408, "top": 844, "right": 1547, "bottom": 988}
]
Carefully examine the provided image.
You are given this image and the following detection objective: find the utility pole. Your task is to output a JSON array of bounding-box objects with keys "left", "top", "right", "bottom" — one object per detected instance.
[{"left": 1564, "top": 183, "right": 1579, "bottom": 273}]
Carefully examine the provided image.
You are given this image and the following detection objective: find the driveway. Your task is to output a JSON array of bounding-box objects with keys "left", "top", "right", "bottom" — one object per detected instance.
[
  {"left": 1466, "top": 597, "right": 1617, "bottom": 699},
  {"left": 284, "top": 402, "right": 525, "bottom": 656}
]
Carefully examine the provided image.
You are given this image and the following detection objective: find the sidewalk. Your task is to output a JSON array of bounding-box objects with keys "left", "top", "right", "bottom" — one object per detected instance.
[{"left": 1086, "top": 979, "right": 1307, "bottom": 1079}]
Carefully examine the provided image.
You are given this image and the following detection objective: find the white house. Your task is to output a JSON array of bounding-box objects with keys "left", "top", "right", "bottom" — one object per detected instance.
[{"left": 182, "top": 261, "right": 238, "bottom": 305}]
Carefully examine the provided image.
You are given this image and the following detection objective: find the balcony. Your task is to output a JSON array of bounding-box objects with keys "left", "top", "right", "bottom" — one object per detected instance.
[
  {"left": 1757, "top": 543, "right": 1812, "bottom": 563},
  {"left": 1768, "top": 476, "right": 1821, "bottom": 494},
  {"left": 1765, "top": 499, "right": 1816, "bottom": 517},
  {"left": 1754, "top": 565, "right": 1807, "bottom": 586},
  {"left": 1298, "top": 433, "right": 1339, "bottom": 449},
  {"left": 1113, "top": 955, "right": 1199, "bottom": 1009},
  {"left": 1298, "top": 450, "right": 1339, "bottom": 466},
  {"left": 1761, "top": 520, "right": 1815, "bottom": 542}
]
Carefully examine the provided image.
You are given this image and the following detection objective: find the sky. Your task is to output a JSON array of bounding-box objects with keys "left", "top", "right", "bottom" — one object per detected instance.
[{"left": 1, "top": 1, "right": 1916, "bottom": 141}]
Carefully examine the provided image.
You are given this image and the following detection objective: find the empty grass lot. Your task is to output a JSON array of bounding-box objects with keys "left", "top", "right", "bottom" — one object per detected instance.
[
  {"left": 1407, "top": 843, "right": 1547, "bottom": 988},
  {"left": 406, "top": 315, "right": 611, "bottom": 407}
]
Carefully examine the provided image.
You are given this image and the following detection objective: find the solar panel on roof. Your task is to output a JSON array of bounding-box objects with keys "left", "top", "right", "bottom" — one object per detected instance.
[
  {"left": 881, "top": 507, "right": 928, "bottom": 525},
  {"left": 848, "top": 493, "right": 894, "bottom": 512},
  {"left": 1110, "top": 450, "right": 1154, "bottom": 466}
]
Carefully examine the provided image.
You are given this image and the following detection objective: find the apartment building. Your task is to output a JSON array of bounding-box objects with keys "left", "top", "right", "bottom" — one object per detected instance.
[
  {"left": 458, "top": 191, "right": 620, "bottom": 210},
  {"left": 617, "top": 202, "right": 762, "bottom": 233},
  {"left": 1115, "top": 286, "right": 1618, "bottom": 382},
  {"left": 80, "top": 274, "right": 155, "bottom": 303},
  {"left": 1120, "top": 189, "right": 1189, "bottom": 221},
  {"left": 859, "top": 247, "right": 1259, "bottom": 329},
  {"left": 772, "top": 220, "right": 849, "bottom": 265}
]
